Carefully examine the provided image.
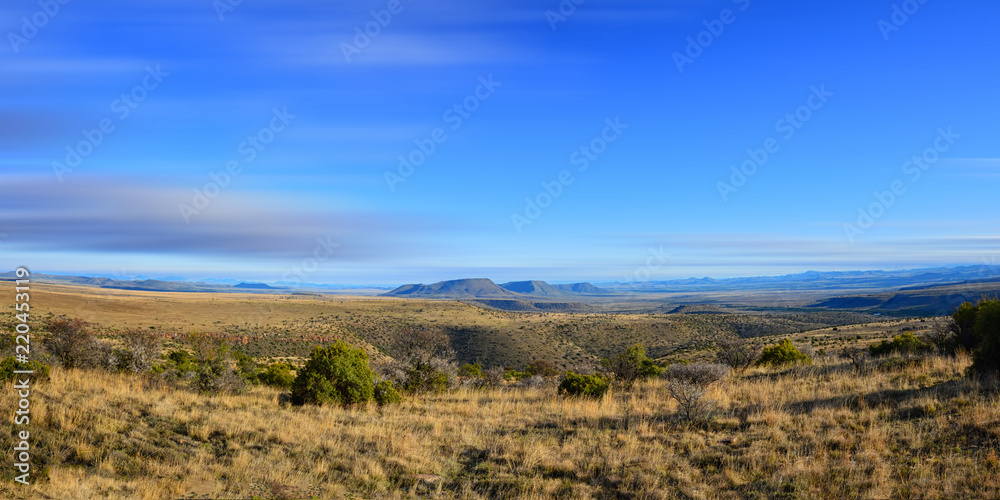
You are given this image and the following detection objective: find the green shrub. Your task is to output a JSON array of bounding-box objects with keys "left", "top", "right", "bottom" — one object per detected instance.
[
  {"left": 602, "top": 344, "right": 662, "bottom": 388},
  {"left": 405, "top": 362, "right": 451, "bottom": 394},
  {"left": 757, "top": 339, "right": 811, "bottom": 367},
  {"left": 257, "top": 362, "right": 295, "bottom": 389},
  {"left": 374, "top": 379, "right": 403, "bottom": 406},
  {"left": 0, "top": 357, "right": 50, "bottom": 383},
  {"left": 868, "top": 332, "right": 931, "bottom": 357},
  {"left": 235, "top": 351, "right": 259, "bottom": 384},
  {"left": 952, "top": 301, "right": 980, "bottom": 352},
  {"left": 187, "top": 333, "right": 246, "bottom": 395},
  {"left": 971, "top": 299, "right": 1000, "bottom": 376},
  {"left": 166, "top": 350, "right": 196, "bottom": 373},
  {"left": 558, "top": 372, "right": 610, "bottom": 399},
  {"left": 291, "top": 341, "right": 374, "bottom": 406},
  {"left": 503, "top": 368, "right": 530, "bottom": 382},
  {"left": 458, "top": 362, "right": 483, "bottom": 379}
]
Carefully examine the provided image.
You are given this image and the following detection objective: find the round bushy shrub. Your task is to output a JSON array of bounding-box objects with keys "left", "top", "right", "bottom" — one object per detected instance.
[
  {"left": 404, "top": 361, "right": 452, "bottom": 394},
  {"left": 291, "top": 342, "right": 374, "bottom": 406},
  {"left": 756, "top": 339, "right": 811, "bottom": 367},
  {"left": 868, "top": 332, "right": 931, "bottom": 358},
  {"left": 374, "top": 379, "right": 403, "bottom": 406},
  {"left": 971, "top": 299, "right": 1000, "bottom": 376},
  {"left": 457, "top": 362, "right": 484, "bottom": 379},
  {"left": 257, "top": 362, "right": 295, "bottom": 389},
  {"left": 602, "top": 344, "right": 662, "bottom": 388},
  {"left": 0, "top": 357, "right": 50, "bottom": 383},
  {"left": 558, "top": 371, "right": 610, "bottom": 399}
]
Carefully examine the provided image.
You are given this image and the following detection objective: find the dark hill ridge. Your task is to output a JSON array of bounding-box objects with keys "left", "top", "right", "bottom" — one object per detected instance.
[
  {"left": 384, "top": 278, "right": 523, "bottom": 299},
  {"left": 384, "top": 279, "right": 611, "bottom": 300},
  {"left": 0, "top": 272, "right": 286, "bottom": 294},
  {"left": 553, "top": 282, "right": 608, "bottom": 294},
  {"left": 234, "top": 282, "right": 278, "bottom": 289},
  {"left": 499, "top": 280, "right": 567, "bottom": 296}
]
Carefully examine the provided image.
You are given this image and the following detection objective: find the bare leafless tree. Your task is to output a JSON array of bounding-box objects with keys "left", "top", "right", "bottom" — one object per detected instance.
[
  {"left": 43, "top": 317, "right": 112, "bottom": 369},
  {"left": 715, "top": 339, "right": 760, "bottom": 373}
]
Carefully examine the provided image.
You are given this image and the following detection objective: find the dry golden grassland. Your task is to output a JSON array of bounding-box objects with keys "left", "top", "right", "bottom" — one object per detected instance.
[
  {"left": 6, "top": 282, "right": 885, "bottom": 369},
  {"left": 3, "top": 282, "right": 996, "bottom": 498},
  {"left": 1, "top": 352, "right": 997, "bottom": 499}
]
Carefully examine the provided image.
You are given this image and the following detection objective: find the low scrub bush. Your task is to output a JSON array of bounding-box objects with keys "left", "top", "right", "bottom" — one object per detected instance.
[
  {"left": 664, "top": 362, "right": 731, "bottom": 386},
  {"left": 527, "top": 359, "right": 559, "bottom": 377},
  {"left": 110, "top": 330, "right": 161, "bottom": 374},
  {"left": 166, "top": 349, "right": 196, "bottom": 374},
  {"left": 188, "top": 333, "right": 246, "bottom": 394},
  {"left": 715, "top": 339, "right": 761, "bottom": 373},
  {"left": 503, "top": 368, "right": 530, "bottom": 382},
  {"left": 0, "top": 357, "right": 50, "bottom": 383},
  {"left": 42, "top": 317, "right": 112, "bottom": 370},
  {"left": 757, "top": 339, "right": 811, "bottom": 367},
  {"left": 374, "top": 379, "right": 403, "bottom": 406},
  {"left": 404, "top": 361, "right": 453, "bottom": 394},
  {"left": 558, "top": 371, "right": 609, "bottom": 399},
  {"left": 868, "top": 332, "right": 931, "bottom": 358},
  {"left": 257, "top": 362, "right": 295, "bottom": 389},
  {"left": 291, "top": 341, "right": 374, "bottom": 406},
  {"left": 667, "top": 380, "right": 717, "bottom": 424},
  {"left": 840, "top": 346, "right": 871, "bottom": 372},
  {"left": 602, "top": 344, "right": 662, "bottom": 388},
  {"left": 457, "top": 362, "right": 484, "bottom": 379},
  {"left": 471, "top": 366, "right": 506, "bottom": 390},
  {"left": 664, "top": 363, "right": 728, "bottom": 424}
]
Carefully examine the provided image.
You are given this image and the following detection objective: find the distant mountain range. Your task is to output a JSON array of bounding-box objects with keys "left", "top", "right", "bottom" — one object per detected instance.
[
  {"left": 4, "top": 265, "right": 1000, "bottom": 316},
  {"left": 605, "top": 265, "right": 1000, "bottom": 293},
  {"left": 382, "top": 278, "right": 609, "bottom": 299},
  {"left": 0, "top": 272, "right": 286, "bottom": 294}
]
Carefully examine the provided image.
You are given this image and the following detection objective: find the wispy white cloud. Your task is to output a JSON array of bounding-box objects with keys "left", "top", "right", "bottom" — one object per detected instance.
[{"left": 0, "top": 176, "right": 447, "bottom": 261}]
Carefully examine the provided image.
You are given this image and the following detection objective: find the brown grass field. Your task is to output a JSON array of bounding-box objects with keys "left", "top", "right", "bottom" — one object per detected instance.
[
  {"left": 1, "top": 282, "right": 998, "bottom": 499},
  {"left": 1, "top": 353, "right": 997, "bottom": 499},
  {"left": 6, "top": 282, "right": 891, "bottom": 368}
]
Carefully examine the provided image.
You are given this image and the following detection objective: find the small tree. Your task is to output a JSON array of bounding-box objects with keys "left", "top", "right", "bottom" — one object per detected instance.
[
  {"left": 602, "top": 344, "right": 662, "bottom": 388},
  {"left": 971, "top": 299, "right": 1000, "bottom": 376},
  {"left": 666, "top": 380, "right": 716, "bottom": 423},
  {"left": 663, "top": 363, "right": 729, "bottom": 423},
  {"left": 951, "top": 301, "right": 980, "bottom": 352},
  {"left": 527, "top": 359, "right": 559, "bottom": 377},
  {"left": 840, "top": 346, "right": 870, "bottom": 372},
  {"left": 43, "top": 317, "right": 111, "bottom": 369},
  {"left": 404, "top": 361, "right": 452, "bottom": 394},
  {"left": 558, "top": 372, "right": 610, "bottom": 398},
  {"left": 715, "top": 339, "right": 761, "bottom": 373},
  {"left": 187, "top": 333, "right": 246, "bottom": 394},
  {"left": 393, "top": 326, "right": 457, "bottom": 393},
  {"left": 291, "top": 341, "right": 375, "bottom": 406},
  {"left": 757, "top": 339, "right": 811, "bottom": 367}
]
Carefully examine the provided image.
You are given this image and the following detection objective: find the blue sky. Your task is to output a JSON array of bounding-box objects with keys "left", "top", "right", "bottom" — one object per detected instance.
[{"left": 1, "top": 0, "right": 998, "bottom": 285}]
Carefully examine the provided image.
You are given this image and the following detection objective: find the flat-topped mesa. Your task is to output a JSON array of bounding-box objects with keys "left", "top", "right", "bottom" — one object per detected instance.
[{"left": 383, "top": 278, "right": 522, "bottom": 299}]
